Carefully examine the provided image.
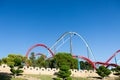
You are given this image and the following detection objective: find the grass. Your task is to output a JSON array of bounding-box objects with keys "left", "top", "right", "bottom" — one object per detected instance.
[
  {"left": 1, "top": 73, "right": 120, "bottom": 80},
  {"left": 72, "top": 77, "right": 89, "bottom": 80},
  {"left": 0, "top": 73, "right": 89, "bottom": 80},
  {"left": 23, "top": 74, "right": 120, "bottom": 80},
  {"left": 25, "top": 74, "right": 89, "bottom": 80},
  {"left": 11, "top": 78, "right": 25, "bottom": 80},
  {"left": 25, "top": 74, "right": 53, "bottom": 80}
]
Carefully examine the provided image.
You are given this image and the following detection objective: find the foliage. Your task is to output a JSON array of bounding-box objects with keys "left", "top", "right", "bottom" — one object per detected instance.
[
  {"left": 66, "top": 77, "right": 72, "bottom": 80},
  {"left": 96, "top": 66, "right": 111, "bottom": 78},
  {"left": 2, "top": 58, "right": 8, "bottom": 64},
  {"left": 111, "top": 66, "right": 120, "bottom": 76},
  {"left": 53, "top": 54, "right": 72, "bottom": 80},
  {"left": 57, "top": 64, "right": 71, "bottom": 80},
  {"left": 25, "top": 59, "right": 32, "bottom": 66},
  {"left": 29, "top": 52, "right": 36, "bottom": 67},
  {"left": 2, "top": 54, "right": 26, "bottom": 66},
  {"left": 54, "top": 77, "right": 61, "bottom": 80},
  {"left": 47, "top": 59, "right": 56, "bottom": 68},
  {"left": 53, "top": 52, "right": 78, "bottom": 69},
  {"left": 36, "top": 55, "right": 46, "bottom": 68},
  {"left": 29, "top": 52, "right": 47, "bottom": 68},
  {"left": 1, "top": 54, "right": 24, "bottom": 77},
  {"left": 27, "top": 52, "right": 78, "bottom": 69},
  {"left": 10, "top": 68, "right": 23, "bottom": 76},
  {"left": 80, "top": 61, "right": 93, "bottom": 70},
  {"left": 10, "top": 57, "right": 23, "bottom": 77}
]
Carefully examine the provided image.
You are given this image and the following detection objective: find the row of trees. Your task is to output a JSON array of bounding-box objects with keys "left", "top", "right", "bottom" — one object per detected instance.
[
  {"left": 0, "top": 53, "right": 75, "bottom": 80},
  {"left": 1, "top": 52, "right": 120, "bottom": 79},
  {"left": 28, "top": 52, "right": 93, "bottom": 70},
  {"left": 0, "top": 52, "right": 93, "bottom": 70},
  {"left": 28, "top": 52, "right": 78, "bottom": 69},
  {"left": 0, "top": 52, "right": 92, "bottom": 80}
]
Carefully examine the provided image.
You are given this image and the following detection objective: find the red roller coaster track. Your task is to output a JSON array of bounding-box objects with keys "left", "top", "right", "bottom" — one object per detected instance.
[
  {"left": 34, "top": 53, "right": 47, "bottom": 58},
  {"left": 25, "top": 44, "right": 120, "bottom": 69},
  {"left": 94, "top": 62, "right": 118, "bottom": 67},
  {"left": 25, "top": 43, "right": 97, "bottom": 69},
  {"left": 72, "top": 55, "right": 96, "bottom": 69},
  {"left": 26, "top": 44, "right": 54, "bottom": 58},
  {"left": 105, "top": 50, "right": 120, "bottom": 64},
  {"left": 93, "top": 50, "right": 120, "bottom": 67}
]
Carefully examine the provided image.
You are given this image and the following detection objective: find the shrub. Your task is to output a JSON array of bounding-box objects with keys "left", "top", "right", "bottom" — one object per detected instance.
[
  {"left": 57, "top": 65, "right": 71, "bottom": 79},
  {"left": 96, "top": 66, "right": 111, "bottom": 78},
  {"left": 9, "top": 58, "right": 23, "bottom": 77}
]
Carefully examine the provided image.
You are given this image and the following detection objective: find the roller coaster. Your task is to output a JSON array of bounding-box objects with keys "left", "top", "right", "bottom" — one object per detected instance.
[{"left": 25, "top": 32, "right": 120, "bottom": 70}]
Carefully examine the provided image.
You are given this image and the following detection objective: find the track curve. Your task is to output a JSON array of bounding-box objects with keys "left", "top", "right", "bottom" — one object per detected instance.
[
  {"left": 26, "top": 44, "right": 54, "bottom": 58},
  {"left": 25, "top": 32, "right": 120, "bottom": 69},
  {"left": 50, "top": 32, "right": 96, "bottom": 61},
  {"left": 105, "top": 50, "right": 120, "bottom": 64},
  {"left": 34, "top": 53, "right": 47, "bottom": 58},
  {"left": 72, "top": 55, "right": 96, "bottom": 69},
  {"left": 26, "top": 44, "right": 119, "bottom": 69},
  {"left": 94, "top": 62, "right": 118, "bottom": 67}
]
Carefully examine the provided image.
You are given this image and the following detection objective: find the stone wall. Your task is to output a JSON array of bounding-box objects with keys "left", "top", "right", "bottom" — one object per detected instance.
[{"left": 0, "top": 64, "right": 115, "bottom": 77}]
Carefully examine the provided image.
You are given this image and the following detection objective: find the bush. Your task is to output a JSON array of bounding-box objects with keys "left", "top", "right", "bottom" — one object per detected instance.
[
  {"left": 96, "top": 66, "right": 111, "bottom": 78},
  {"left": 53, "top": 53, "right": 78, "bottom": 69},
  {"left": 9, "top": 58, "right": 23, "bottom": 77},
  {"left": 57, "top": 65, "right": 71, "bottom": 79}
]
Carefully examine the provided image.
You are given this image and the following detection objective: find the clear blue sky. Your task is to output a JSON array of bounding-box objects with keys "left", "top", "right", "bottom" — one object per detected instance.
[{"left": 0, "top": 0, "right": 120, "bottom": 63}]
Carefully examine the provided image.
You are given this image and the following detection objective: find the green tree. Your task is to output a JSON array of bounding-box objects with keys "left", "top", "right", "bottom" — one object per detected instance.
[
  {"left": 36, "top": 55, "right": 46, "bottom": 68},
  {"left": 29, "top": 52, "right": 36, "bottom": 67},
  {"left": 53, "top": 52, "right": 78, "bottom": 69},
  {"left": 45, "top": 58, "right": 56, "bottom": 68},
  {"left": 80, "top": 61, "right": 93, "bottom": 70},
  {"left": 57, "top": 64, "right": 71, "bottom": 80},
  {"left": 1, "top": 54, "right": 24, "bottom": 77},
  {"left": 111, "top": 66, "right": 120, "bottom": 76},
  {"left": 2, "top": 58, "right": 8, "bottom": 64},
  {"left": 26, "top": 59, "right": 32, "bottom": 66},
  {"left": 10, "top": 57, "right": 23, "bottom": 77},
  {"left": 96, "top": 66, "right": 111, "bottom": 78},
  {"left": 45, "top": 59, "right": 51, "bottom": 68},
  {"left": 2, "top": 54, "right": 25, "bottom": 66}
]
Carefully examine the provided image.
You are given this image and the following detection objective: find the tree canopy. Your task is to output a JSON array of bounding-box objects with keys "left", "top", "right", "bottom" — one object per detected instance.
[
  {"left": 57, "top": 64, "right": 71, "bottom": 80},
  {"left": 1, "top": 54, "right": 24, "bottom": 77},
  {"left": 96, "top": 66, "right": 111, "bottom": 78},
  {"left": 2, "top": 54, "right": 26, "bottom": 66},
  {"left": 53, "top": 52, "right": 78, "bottom": 69},
  {"left": 80, "top": 61, "right": 93, "bottom": 70}
]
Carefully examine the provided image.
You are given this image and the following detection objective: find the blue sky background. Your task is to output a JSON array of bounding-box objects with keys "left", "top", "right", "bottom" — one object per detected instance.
[{"left": 0, "top": 0, "right": 120, "bottom": 63}]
